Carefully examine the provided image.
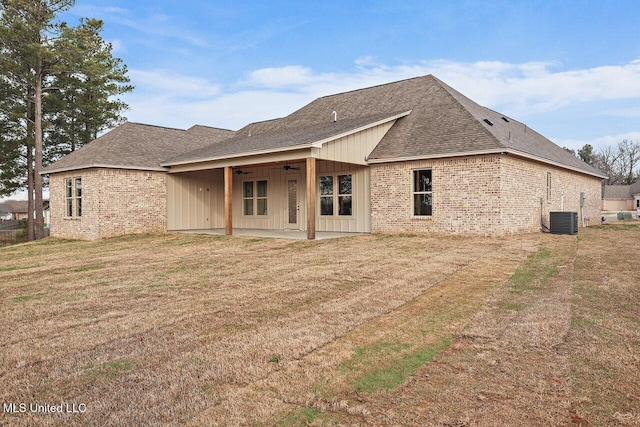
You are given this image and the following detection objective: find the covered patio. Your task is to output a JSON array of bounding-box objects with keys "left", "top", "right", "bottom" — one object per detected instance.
[{"left": 162, "top": 110, "right": 410, "bottom": 239}]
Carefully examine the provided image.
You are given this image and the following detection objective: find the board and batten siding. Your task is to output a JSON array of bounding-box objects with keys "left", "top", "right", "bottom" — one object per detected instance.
[
  {"left": 167, "top": 160, "right": 371, "bottom": 233},
  {"left": 316, "top": 161, "right": 370, "bottom": 233},
  {"left": 167, "top": 169, "right": 224, "bottom": 230},
  {"left": 317, "top": 121, "right": 395, "bottom": 165},
  {"left": 231, "top": 163, "right": 306, "bottom": 231}
]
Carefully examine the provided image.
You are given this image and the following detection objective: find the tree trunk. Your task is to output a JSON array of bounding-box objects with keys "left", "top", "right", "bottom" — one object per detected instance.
[
  {"left": 34, "top": 69, "right": 45, "bottom": 240},
  {"left": 27, "top": 146, "right": 35, "bottom": 241}
]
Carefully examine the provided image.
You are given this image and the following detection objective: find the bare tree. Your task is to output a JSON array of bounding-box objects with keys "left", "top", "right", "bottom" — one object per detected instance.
[
  {"left": 594, "top": 140, "right": 640, "bottom": 185},
  {"left": 618, "top": 140, "right": 640, "bottom": 185}
]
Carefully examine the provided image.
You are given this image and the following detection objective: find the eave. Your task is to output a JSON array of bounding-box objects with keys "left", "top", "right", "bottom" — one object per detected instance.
[
  {"left": 367, "top": 148, "right": 608, "bottom": 180},
  {"left": 40, "top": 164, "right": 168, "bottom": 175}
]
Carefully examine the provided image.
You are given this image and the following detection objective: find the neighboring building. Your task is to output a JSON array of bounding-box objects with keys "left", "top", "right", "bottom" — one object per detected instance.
[
  {"left": 42, "top": 75, "right": 606, "bottom": 240},
  {"left": 602, "top": 182, "right": 640, "bottom": 211},
  {"left": 0, "top": 200, "right": 29, "bottom": 221}
]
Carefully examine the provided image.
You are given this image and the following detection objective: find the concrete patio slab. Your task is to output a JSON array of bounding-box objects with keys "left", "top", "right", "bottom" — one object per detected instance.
[{"left": 176, "top": 228, "right": 367, "bottom": 240}]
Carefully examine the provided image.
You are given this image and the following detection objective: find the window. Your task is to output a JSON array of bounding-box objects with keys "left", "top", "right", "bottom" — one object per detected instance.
[
  {"left": 547, "top": 172, "right": 551, "bottom": 201},
  {"left": 243, "top": 180, "right": 268, "bottom": 216},
  {"left": 75, "top": 178, "right": 82, "bottom": 217},
  {"left": 256, "top": 180, "right": 267, "bottom": 215},
  {"left": 338, "top": 175, "right": 352, "bottom": 216},
  {"left": 637, "top": 199, "right": 640, "bottom": 209},
  {"left": 319, "top": 174, "right": 353, "bottom": 216},
  {"left": 65, "top": 177, "right": 82, "bottom": 217},
  {"left": 65, "top": 179, "right": 73, "bottom": 217},
  {"left": 413, "top": 169, "right": 432, "bottom": 216},
  {"left": 320, "top": 176, "right": 334, "bottom": 216}
]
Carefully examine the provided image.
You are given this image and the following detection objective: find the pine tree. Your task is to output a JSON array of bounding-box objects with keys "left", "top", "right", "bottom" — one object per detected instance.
[
  {"left": 0, "top": 0, "right": 133, "bottom": 239},
  {"left": 45, "top": 18, "right": 133, "bottom": 162}
]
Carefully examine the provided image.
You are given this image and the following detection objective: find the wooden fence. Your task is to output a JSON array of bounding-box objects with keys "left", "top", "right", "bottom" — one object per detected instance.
[{"left": 0, "top": 230, "right": 25, "bottom": 247}]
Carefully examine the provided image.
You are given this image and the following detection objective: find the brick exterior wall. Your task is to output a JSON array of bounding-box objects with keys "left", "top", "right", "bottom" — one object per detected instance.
[
  {"left": 370, "top": 154, "right": 602, "bottom": 236},
  {"left": 49, "top": 168, "right": 167, "bottom": 240},
  {"left": 499, "top": 155, "right": 602, "bottom": 232},
  {"left": 48, "top": 154, "right": 602, "bottom": 240}
]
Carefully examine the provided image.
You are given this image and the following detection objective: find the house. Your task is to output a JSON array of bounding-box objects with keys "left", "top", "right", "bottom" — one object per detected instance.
[
  {"left": 602, "top": 182, "right": 640, "bottom": 212},
  {"left": 0, "top": 200, "right": 29, "bottom": 221},
  {"left": 42, "top": 75, "right": 606, "bottom": 240}
]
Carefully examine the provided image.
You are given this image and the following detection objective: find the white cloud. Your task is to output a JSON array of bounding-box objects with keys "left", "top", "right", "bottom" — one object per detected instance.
[
  {"left": 237, "top": 58, "right": 640, "bottom": 113},
  {"left": 241, "top": 66, "right": 319, "bottom": 88},
  {"left": 121, "top": 58, "right": 640, "bottom": 142},
  {"left": 71, "top": 5, "right": 209, "bottom": 48},
  {"left": 129, "top": 69, "right": 220, "bottom": 99}
]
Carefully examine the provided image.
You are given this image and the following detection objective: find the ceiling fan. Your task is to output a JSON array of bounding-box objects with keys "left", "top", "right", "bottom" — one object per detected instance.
[
  {"left": 272, "top": 164, "right": 301, "bottom": 171},
  {"left": 234, "top": 169, "right": 253, "bottom": 175}
]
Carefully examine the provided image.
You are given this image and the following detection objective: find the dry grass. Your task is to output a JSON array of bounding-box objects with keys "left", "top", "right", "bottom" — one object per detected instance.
[
  {"left": 567, "top": 223, "right": 640, "bottom": 426},
  {"left": 0, "top": 225, "right": 638, "bottom": 426}
]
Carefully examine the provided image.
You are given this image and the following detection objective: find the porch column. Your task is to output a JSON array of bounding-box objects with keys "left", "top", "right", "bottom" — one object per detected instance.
[
  {"left": 224, "top": 166, "right": 233, "bottom": 235},
  {"left": 306, "top": 157, "right": 316, "bottom": 240}
]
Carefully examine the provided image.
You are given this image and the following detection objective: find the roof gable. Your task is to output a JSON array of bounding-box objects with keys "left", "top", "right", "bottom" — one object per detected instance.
[{"left": 163, "top": 111, "right": 409, "bottom": 166}]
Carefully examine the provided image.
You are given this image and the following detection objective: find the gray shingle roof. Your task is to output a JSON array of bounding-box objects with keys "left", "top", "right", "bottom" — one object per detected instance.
[
  {"left": 257, "top": 75, "right": 603, "bottom": 177},
  {"left": 604, "top": 182, "right": 640, "bottom": 199},
  {"left": 43, "top": 75, "right": 607, "bottom": 179},
  {"left": 163, "top": 111, "right": 409, "bottom": 165},
  {"left": 0, "top": 200, "right": 28, "bottom": 213},
  {"left": 42, "top": 122, "right": 235, "bottom": 174}
]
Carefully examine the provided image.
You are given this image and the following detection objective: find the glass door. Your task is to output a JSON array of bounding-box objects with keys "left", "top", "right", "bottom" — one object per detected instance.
[{"left": 285, "top": 179, "right": 299, "bottom": 229}]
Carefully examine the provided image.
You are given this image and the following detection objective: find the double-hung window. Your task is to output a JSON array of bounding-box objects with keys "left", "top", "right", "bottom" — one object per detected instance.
[
  {"left": 65, "top": 177, "right": 82, "bottom": 217},
  {"left": 75, "top": 178, "right": 82, "bottom": 216},
  {"left": 413, "top": 170, "right": 432, "bottom": 216},
  {"left": 319, "top": 174, "right": 352, "bottom": 216},
  {"left": 243, "top": 180, "right": 268, "bottom": 216}
]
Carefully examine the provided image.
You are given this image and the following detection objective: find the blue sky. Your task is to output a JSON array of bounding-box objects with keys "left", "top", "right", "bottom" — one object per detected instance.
[{"left": 62, "top": 0, "right": 640, "bottom": 151}]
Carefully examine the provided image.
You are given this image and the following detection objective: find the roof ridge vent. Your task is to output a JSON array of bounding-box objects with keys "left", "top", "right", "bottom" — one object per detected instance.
[{"left": 483, "top": 118, "right": 494, "bottom": 126}]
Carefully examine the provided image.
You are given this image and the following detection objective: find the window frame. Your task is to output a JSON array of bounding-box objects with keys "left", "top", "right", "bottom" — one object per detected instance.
[
  {"left": 546, "top": 172, "right": 552, "bottom": 201},
  {"left": 65, "top": 177, "right": 82, "bottom": 218},
  {"left": 412, "top": 169, "right": 433, "bottom": 217},
  {"left": 242, "top": 179, "right": 268, "bottom": 217},
  {"left": 75, "top": 178, "right": 82, "bottom": 217},
  {"left": 65, "top": 178, "right": 73, "bottom": 217},
  {"left": 318, "top": 173, "right": 353, "bottom": 217}
]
